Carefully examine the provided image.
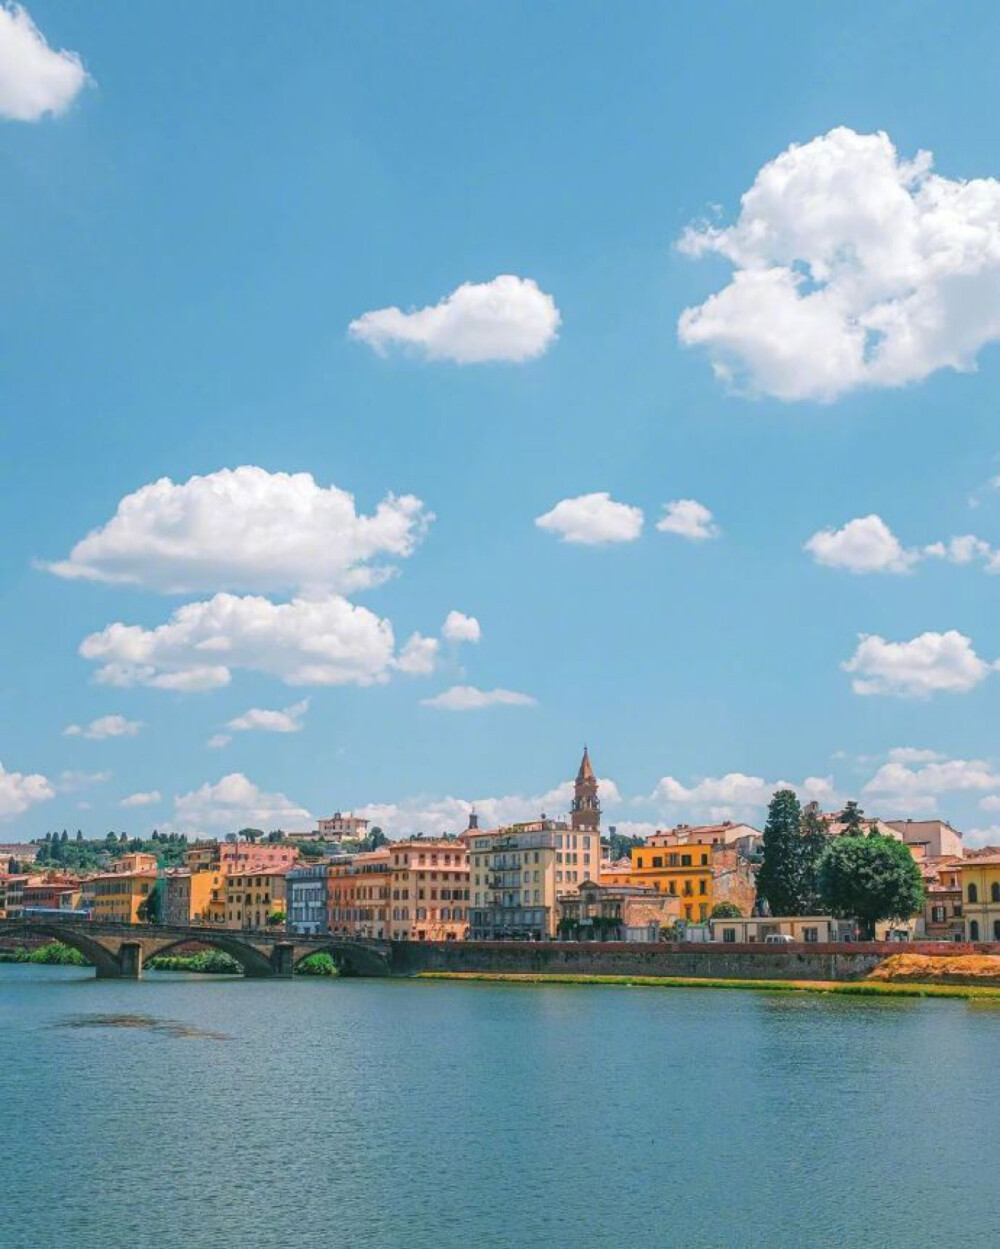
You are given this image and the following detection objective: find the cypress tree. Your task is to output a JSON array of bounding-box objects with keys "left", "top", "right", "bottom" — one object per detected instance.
[{"left": 756, "top": 789, "right": 804, "bottom": 916}]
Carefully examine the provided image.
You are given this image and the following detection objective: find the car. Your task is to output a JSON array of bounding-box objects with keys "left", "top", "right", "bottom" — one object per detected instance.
[{"left": 764, "top": 933, "right": 795, "bottom": 944}]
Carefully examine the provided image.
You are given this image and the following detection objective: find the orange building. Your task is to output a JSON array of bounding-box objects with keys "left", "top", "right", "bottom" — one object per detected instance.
[
  {"left": 327, "top": 849, "right": 392, "bottom": 938},
  {"left": 388, "top": 839, "right": 469, "bottom": 941},
  {"left": 88, "top": 864, "right": 159, "bottom": 923},
  {"left": 162, "top": 868, "right": 224, "bottom": 926}
]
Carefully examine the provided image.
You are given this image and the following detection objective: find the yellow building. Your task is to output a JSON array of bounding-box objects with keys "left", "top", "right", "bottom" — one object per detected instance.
[
  {"left": 624, "top": 842, "right": 713, "bottom": 923},
  {"left": 960, "top": 853, "right": 1000, "bottom": 942},
  {"left": 222, "top": 869, "right": 287, "bottom": 931},
  {"left": 162, "top": 869, "right": 223, "bottom": 926},
  {"left": 89, "top": 868, "right": 158, "bottom": 923}
]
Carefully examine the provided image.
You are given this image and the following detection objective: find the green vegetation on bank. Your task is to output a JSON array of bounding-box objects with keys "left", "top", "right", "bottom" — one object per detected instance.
[
  {"left": 146, "top": 950, "right": 243, "bottom": 974},
  {"left": 296, "top": 952, "right": 339, "bottom": 976},
  {"left": 415, "top": 971, "right": 1000, "bottom": 1001},
  {"left": 0, "top": 941, "right": 87, "bottom": 966}
]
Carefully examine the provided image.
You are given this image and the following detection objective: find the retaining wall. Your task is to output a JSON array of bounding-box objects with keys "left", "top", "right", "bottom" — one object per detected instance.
[{"left": 390, "top": 939, "right": 1000, "bottom": 981}]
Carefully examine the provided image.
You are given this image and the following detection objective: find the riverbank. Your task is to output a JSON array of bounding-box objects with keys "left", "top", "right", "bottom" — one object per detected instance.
[{"left": 416, "top": 970, "right": 1000, "bottom": 1000}]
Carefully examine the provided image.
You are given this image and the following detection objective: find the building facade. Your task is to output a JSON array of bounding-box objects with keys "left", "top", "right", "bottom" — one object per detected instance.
[
  {"left": 961, "top": 854, "right": 1000, "bottom": 942},
  {"left": 222, "top": 869, "right": 288, "bottom": 931},
  {"left": 287, "top": 862, "right": 331, "bottom": 935},
  {"left": 316, "top": 813, "right": 370, "bottom": 839},
  {"left": 328, "top": 849, "right": 391, "bottom": 938},
  {"left": 385, "top": 840, "right": 469, "bottom": 941},
  {"left": 162, "top": 868, "right": 223, "bottom": 926},
  {"left": 556, "top": 880, "right": 681, "bottom": 941}
]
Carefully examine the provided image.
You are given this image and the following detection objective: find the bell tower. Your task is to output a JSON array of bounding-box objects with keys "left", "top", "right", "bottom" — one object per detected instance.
[{"left": 571, "top": 746, "right": 600, "bottom": 833}]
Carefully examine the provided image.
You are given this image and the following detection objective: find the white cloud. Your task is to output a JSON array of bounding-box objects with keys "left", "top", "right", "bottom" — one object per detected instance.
[
  {"left": 964, "top": 826, "right": 1000, "bottom": 849},
  {"left": 226, "top": 699, "right": 309, "bottom": 734},
  {"left": 864, "top": 758, "right": 1000, "bottom": 805},
  {"left": 843, "top": 630, "right": 995, "bottom": 697},
  {"left": 349, "top": 275, "right": 560, "bottom": 364},
  {"left": 441, "top": 610, "right": 481, "bottom": 644},
  {"left": 0, "top": 4, "right": 88, "bottom": 121},
  {"left": 805, "top": 515, "right": 918, "bottom": 574},
  {"left": 207, "top": 734, "right": 231, "bottom": 750},
  {"left": 678, "top": 127, "right": 1000, "bottom": 401},
  {"left": 420, "top": 685, "right": 537, "bottom": 711},
  {"left": 393, "top": 633, "right": 439, "bottom": 676},
  {"left": 63, "top": 714, "right": 142, "bottom": 740},
  {"left": 0, "top": 760, "right": 53, "bottom": 819},
  {"left": 886, "top": 747, "right": 945, "bottom": 765},
  {"left": 535, "top": 492, "right": 643, "bottom": 546},
  {"left": 58, "top": 769, "right": 111, "bottom": 793},
  {"left": 78, "top": 593, "right": 438, "bottom": 691},
  {"left": 358, "top": 775, "right": 621, "bottom": 839},
  {"left": 120, "top": 790, "right": 162, "bottom": 809},
  {"left": 923, "top": 535, "right": 1000, "bottom": 572},
  {"left": 44, "top": 467, "right": 432, "bottom": 595},
  {"left": 651, "top": 771, "right": 834, "bottom": 822},
  {"left": 171, "top": 773, "right": 311, "bottom": 833},
  {"left": 656, "top": 499, "right": 720, "bottom": 541}
]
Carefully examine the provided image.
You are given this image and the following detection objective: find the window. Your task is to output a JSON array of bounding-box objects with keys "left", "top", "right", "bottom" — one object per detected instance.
[
  {"left": 722, "top": 927, "right": 736, "bottom": 943},
  {"left": 970, "top": 920, "right": 980, "bottom": 940},
  {"left": 652, "top": 856, "right": 663, "bottom": 869},
  {"left": 994, "top": 920, "right": 1000, "bottom": 941},
  {"left": 969, "top": 883, "right": 979, "bottom": 904},
  {"left": 803, "top": 927, "right": 819, "bottom": 943},
  {"left": 681, "top": 855, "right": 691, "bottom": 867},
  {"left": 992, "top": 883, "right": 1000, "bottom": 903}
]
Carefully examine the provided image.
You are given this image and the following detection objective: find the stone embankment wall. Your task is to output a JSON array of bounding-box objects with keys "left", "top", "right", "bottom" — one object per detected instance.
[{"left": 390, "top": 940, "right": 1000, "bottom": 981}]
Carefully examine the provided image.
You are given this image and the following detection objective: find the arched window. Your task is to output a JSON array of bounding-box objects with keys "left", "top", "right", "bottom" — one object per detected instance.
[
  {"left": 970, "top": 920, "right": 980, "bottom": 941},
  {"left": 992, "top": 883, "right": 1000, "bottom": 903},
  {"left": 994, "top": 920, "right": 1000, "bottom": 941},
  {"left": 968, "top": 883, "right": 979, "bottom": 904}
]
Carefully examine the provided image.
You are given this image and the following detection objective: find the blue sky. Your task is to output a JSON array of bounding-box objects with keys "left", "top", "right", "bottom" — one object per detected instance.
[{"left": 5, "top": 1, "right": 1000, "bottom": 843}]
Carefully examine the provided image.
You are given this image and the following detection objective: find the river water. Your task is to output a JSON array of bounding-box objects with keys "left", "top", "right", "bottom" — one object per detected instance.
[{"left": 3, "top": 964, "right": 999, "bottom": 1249}]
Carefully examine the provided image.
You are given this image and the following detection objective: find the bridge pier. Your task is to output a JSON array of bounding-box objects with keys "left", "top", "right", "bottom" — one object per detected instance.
[
  {"left": 270, "top": 943, "right": 295, "bottom": 978},
  {"left": 118, "top": 942, "right": 144, "bottom": 979}
]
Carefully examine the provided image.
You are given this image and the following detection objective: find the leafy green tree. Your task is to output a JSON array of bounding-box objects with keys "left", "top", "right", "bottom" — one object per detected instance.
[
  {"left": 839, "top": 801, "right": 867, "bottom": 835},
  {"left": 818, "top": 834, "right": 925, "bottom": 939},
  {"left": 711, "top": 901, "right": 744, "bottom": 919},
  {"left": 369, "top": 826, "right": 388, "bottom": 849},
  {"left": 798, "top": 805, "right": 830, "bottom": 913},
  {"left": 756, "top": 790, "right": 805, "bottom": 915}
]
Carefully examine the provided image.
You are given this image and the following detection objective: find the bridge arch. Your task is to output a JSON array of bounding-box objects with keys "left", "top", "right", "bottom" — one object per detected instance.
[
  {"left": 145, "top": 934, "right": 274, "bottom": 978},
  {"left": 6, "top": 921, "right": 121, "bottom": 978},
  {"left": 293, "top": 942, "right": 390, "bottom": 977}
]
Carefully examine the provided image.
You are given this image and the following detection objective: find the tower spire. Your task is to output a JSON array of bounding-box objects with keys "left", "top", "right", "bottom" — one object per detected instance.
[{"left": 571, "top": 745, "right": 600, "bottom": 832}]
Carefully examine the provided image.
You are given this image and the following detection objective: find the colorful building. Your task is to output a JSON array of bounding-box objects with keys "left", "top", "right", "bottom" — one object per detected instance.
[
  {"left": 960, "top": 854, "right": 1000, "bottom": 942},
  {"left": 162, "top": 868, "right": 223, "bottom": 926},
  {"left": 184, "top": 840, "right": 300, "bottom": 876},
  {"left": 556, "top": 880, "right": 681, "bottom": 940},
  {"left": 88, "top": 865, "right": 158, "bottom": 923},
  {"left": 919, "top": 857, "right": 964, "bottom": 941},
  {"left": 468, "top": 749, "right": 602, "bottom": 939},
  {"left": 222, "top": 869, "right": 287, "bottom": 931},
  {"left": 328, "top": 849, "right": 391, "bottom": 938},
  {"left": 287, "top": 862, "right": 333, "bottom": 935},
  {"left": 388, "top": 840, "right": 469, "bottom": 941}
]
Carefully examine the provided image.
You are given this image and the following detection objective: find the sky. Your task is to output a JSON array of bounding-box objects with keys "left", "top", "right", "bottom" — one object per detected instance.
[{"left": 5, "top": 1, "right": 1000, "bottom": 844}]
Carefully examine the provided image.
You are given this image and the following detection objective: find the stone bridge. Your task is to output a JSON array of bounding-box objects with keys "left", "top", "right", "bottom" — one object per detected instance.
[{"left": 0, "top": 918, "right": 393, "bottom": 979}]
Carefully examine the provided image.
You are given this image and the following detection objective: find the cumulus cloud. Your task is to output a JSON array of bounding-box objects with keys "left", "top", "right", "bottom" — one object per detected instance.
[
  {"left": 652, "top": 771, "right": 834, "bottom": 822},
  {"left": 864, "top": 757, "right": 1000, "bottom": 810},
  {"left": 349, "top": 275, "right": 560, "bottom": 364},
  {"left": 923, "top": 535, "right": 1000, "bottom": 572},
  {"left": 0, "top": 760, "right": 53, "bottom": 819},
  {"left": 207, "top": 734, "right": 231, "bottom": 750},
  {"left": 886, "top": 747, "right": 945, "bottom": 765},
  {"left": 63, "top": 714, "right": 142, "bottom": 740},
  {"left": 535, "top": 492, "right": 643, "bottom": 546},
  {"left": 843, "top": 630, "right": 995, "bottom": 697},
  {"left": 226, "top": 700, "right": 309, "bottom": 734},
  {"left": 678, "top": 127, "right": 1000, "bottom": 401},
  {"left": 358, "top": 775, "right": 621, "bottom": 839},
  {"left": 120, "top": 790, "right": 162, "bottom": 809},
  {"left": 58, "top": 769, "right": 111, "bottom": 793},
  {"left": 171, "top": 773, "right": 311, "bottom": 833},
  {"left": 805, "top": 515, "right": 919, "bottom": 574},
  {"left": 656, "top": 499, "right": 720, "bottom": 541},
  {"left": 76, "top": 593, "right": 440, "bottom": 691},
  {"left": 420, "top": 685, "right": 537, "bottom": 711},
  {"left": 0, "top": 4, "right": 89, "bottom": 121},
  {"left": 44, "top": 467, "right": 432, "bottom": 596},
  {"left": 441, "top": 610, "right": 481, "bottom": 644}
]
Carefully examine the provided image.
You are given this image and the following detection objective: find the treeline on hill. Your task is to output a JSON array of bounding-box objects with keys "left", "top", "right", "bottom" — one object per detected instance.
[
  {"left": 31, "top": 830, "right": 190, "bottom": 873},
  {"left": 756, "top": 793, "right": 926, "bottom": 938}
]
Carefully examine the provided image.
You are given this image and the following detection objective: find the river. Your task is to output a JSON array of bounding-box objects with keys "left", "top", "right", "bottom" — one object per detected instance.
[{"left": 3, "top": 964, "right": 999, "bottom": 1248}]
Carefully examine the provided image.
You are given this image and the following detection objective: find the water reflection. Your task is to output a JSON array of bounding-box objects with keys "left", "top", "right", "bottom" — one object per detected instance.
[{"left": 52, "top": 1013, "right": 230, "bottom": 1041}]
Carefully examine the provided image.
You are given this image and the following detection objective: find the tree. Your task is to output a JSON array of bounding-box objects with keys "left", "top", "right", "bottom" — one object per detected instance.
[
  {"left": 798, "top": 804, "right": 830, "bottom": 914},
  {"left": 819, "top": 834, "right": 925, "bottom": 939},
  {"left": 239, "top": 827, "right": 263, "bottom": 843},
  {"left": 369, "top": 826, "right": 388, "bottom": 850},
  {"left": 839, "top": 801, "right": 867, "bottom": 835},
  {"left": 757, "top": 790, "right": 805, "bottom": 915},
  {"left": 76, "top": 830, "right": 83, "bottom": 841},
  {"left": 711, "top": 901, "right": 744, "bottom": 919}
]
